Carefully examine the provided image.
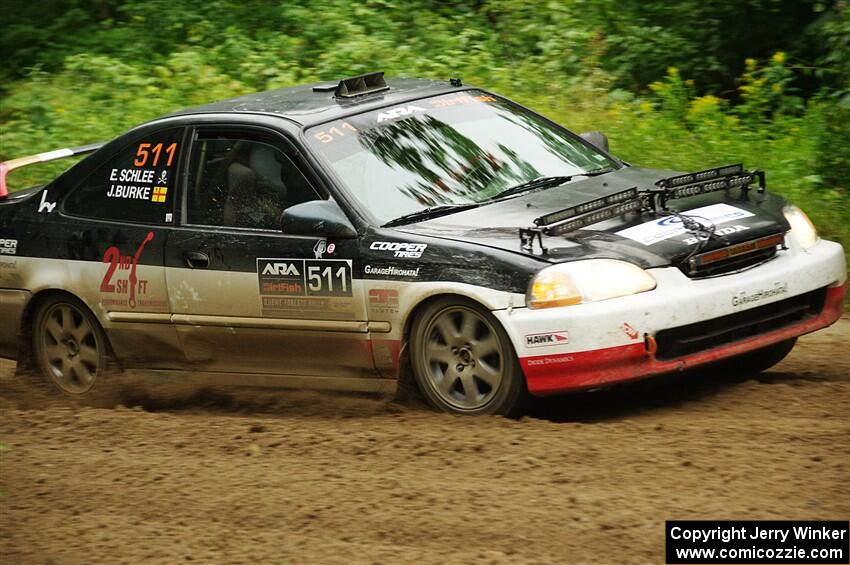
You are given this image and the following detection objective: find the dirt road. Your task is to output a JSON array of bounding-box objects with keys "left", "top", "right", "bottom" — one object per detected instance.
[{"left": 1, "top": 319, "right": 848, "bottom": 564}]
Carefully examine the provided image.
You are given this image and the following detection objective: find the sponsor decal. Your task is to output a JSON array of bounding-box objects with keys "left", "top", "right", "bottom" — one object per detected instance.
[
  {"left": 327, "top": 243, "right": 336, "bottom": 255},
  {"left": 156, "top": 170, "right": 168, "bottom": 184},
  {"left": 165, "top": 212, "right": 173, "bottom": 223},
  {"left": 732, "top": 281, "right": 788, "bottom": 307},
  {"left": 37, "top": 190, "right": 56, "bottom": 213},
  {"left": 427, "top": 93, "right": 497, "bottom": 108},
  {"left": 260, "top": 296, "right": 357, "bottom": 319},
  {"left": 364, "top": 264, "right": 420, "bottom": 278},
  {"left": 621, "top": 322, "right": 639, "bottom": 340},
  {"left": 257, "top": 258, "right": 353, "bottom": 298},
  {"left": 262, "top": 262, "right": 300, "bottom": 277},
  {"left": 524, "top": 331, "right": 569, "bottom": 348},
  {"left": 526, "top": 355, "right": 574, "bottom": 366},
  {"left": 616, "top": 204, "right": 755, "bottom": 246},
  {"left": 372, "top": 343, "right": 395, "bottom": 368},
  {"left": 369, "top": 241, "right": 427, "bottom": 258},
  {"left": 0, "top": 238, "right": 17, "bottom": 255},
  {"left": 313, "top": 239, "right": 327, "bottom": 259},
  {"left": 368, "top": 288, "right": 400, "bottom": 314},
  {"left": 682, "top": 224, "right": 749, "bottom": 245},
  {"left": 99, "top": 231, "right": 165, "bottom": 309},
  {"left": 376, "top": 104, "right": 426, "bottom": 123}
]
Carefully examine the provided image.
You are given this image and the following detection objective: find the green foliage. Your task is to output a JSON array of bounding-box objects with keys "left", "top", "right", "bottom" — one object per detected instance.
[{"left": 0, "top": 0, "right": 847, "bottom": 254}]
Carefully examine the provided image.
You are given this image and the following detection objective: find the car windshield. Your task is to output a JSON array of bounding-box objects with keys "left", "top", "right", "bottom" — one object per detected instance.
[{"left": 306, "top": 90, "right": 618, "bottom": 224}]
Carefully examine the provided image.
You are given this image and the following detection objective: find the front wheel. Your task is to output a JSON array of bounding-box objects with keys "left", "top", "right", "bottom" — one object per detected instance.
[{"left": 409, "top": 297, "right": 528, "bottom": 416}]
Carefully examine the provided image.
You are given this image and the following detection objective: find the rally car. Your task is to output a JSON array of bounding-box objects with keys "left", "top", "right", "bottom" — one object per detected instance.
[{"left": 0, "top": 72, "right": 845, "bottom": 415}]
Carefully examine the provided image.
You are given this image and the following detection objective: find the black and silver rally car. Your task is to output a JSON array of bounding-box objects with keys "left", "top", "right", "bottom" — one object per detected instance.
[{"left": 0, "top": 72, "right": 845, "bottom": 415}]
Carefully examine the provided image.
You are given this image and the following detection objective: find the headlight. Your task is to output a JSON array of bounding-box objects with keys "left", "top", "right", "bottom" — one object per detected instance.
[
  {"left": 527, "top": 259, "right": 656, "bottom": 309},
  {"left": 783, "top": 205, "right": 818, "bottom": 250}
]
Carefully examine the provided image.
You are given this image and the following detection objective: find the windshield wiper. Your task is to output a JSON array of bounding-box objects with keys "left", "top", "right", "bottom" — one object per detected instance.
[
  {"left": 382, "top": 203, "right": 479, "bottom": 227},
  {"left": 581, "top": 166, "right": 615, "bottom": 177},
  {"left": 488, "top": 168, "right": 616, "bottom": 201},
  {"left": 488, "top": 176, "right": 571, "bottom": 201}
]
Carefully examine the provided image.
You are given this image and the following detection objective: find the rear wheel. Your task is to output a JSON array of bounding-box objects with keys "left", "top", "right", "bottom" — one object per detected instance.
[
  {"left": 730, "top": 338, "right": 797, "bottom": 374},
  {"left": 32, "top": 296, "right": 111, "bottom": 399},
  {"left": 410, "top": 297, "right": 527, "bottom": 416}
]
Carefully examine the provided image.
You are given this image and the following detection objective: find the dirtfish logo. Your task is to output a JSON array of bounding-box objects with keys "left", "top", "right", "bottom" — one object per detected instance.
[
  {"left": 262, "top": 262, "right": 300, "bottom": 276},
  {"left": 377, "top": 105, "right": 426, "bottom": 123}
]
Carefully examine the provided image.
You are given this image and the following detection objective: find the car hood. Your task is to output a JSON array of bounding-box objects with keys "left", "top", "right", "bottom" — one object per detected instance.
[{"left": 394, "top": 166, "right": 790, "bottom": 269}]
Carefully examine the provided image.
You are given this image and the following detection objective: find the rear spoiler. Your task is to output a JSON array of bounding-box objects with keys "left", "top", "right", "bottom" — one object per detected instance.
[{"left": 0, "top": 142, "right": 104, "bottom": 199}]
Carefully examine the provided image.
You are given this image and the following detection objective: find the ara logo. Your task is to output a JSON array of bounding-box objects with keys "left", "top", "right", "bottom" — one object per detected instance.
[
  {"left": 682, "top": 224, "right": 750, "bottom": 245},
  {"left": 261, "top": 262, "right": 300, "bottom": 276},
  {"left": 524, "top": 331, "right": 569, "bottom": 348},
  {"left": 376, "top": 105, "right": 426, "bottom": 123}
]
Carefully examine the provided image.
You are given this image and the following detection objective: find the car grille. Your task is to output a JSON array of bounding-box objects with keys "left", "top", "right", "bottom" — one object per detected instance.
[
  {"left": 654, "top": 287, "right": 827, "bottom": 360},
  {"left": 681, "top": 233, "right": 785, "bottom": 278}
]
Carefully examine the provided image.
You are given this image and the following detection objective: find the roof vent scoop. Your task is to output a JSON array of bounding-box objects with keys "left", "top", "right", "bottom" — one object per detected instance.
[{"left": 327, "top": 71, "right": 389, "bottom": 98}]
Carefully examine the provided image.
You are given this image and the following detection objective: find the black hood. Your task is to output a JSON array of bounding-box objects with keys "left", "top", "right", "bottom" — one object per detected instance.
[{"left": 395, "top": 166, "right": 790, "bottom": 269}]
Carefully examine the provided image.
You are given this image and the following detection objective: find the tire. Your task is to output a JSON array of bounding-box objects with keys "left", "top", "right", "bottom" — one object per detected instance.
[
  {"left": 730, "top": 338, "right": 797, "bottom": 374},
  {"left": 32, "top": 295, "right": 117, "bottom": 403},
  {"left": 409, "top": 297, "right": 528, "bottom": 416}
]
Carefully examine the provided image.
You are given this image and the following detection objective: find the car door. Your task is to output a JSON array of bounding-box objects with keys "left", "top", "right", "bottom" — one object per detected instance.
[
  {"left": 165, "top": 127, "right": 375, "bottom": 378},
  {"left": 56, "top": 126, "right": 186, "bottom": 368}
]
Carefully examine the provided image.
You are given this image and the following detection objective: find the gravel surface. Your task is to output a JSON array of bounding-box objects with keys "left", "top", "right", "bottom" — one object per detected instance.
[{"left": 1, "top": 318, "right": 848, "bottom": 564}]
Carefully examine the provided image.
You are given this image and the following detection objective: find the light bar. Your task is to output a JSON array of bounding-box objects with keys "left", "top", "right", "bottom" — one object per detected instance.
[
  {"left": 688, "top": 233, "right": 785, "bottom": 270},
  {"left": 668, "top": 172, "right": 757, "bottom": 201},
  {"left": 544, "top": 197, "right": 646, "bottom": 236},
  {"left": 534, "top": 187, "right": 639, "bottom": 227},
  {"left": 656, "top": 164, "right": 744, "bottom": 189}
]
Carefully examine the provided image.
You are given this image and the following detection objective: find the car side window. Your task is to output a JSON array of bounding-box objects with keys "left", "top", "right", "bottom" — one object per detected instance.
[
  {"left": 64, "top": 128, "right": 183, "bottom": 224},
  {"left": 186, "top": 135, "right": 322, "bottom": 230}
]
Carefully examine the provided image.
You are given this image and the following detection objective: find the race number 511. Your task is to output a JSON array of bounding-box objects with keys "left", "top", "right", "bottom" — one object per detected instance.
[{"left": 134, "top": 143, "right": 177, "bottom": 167}]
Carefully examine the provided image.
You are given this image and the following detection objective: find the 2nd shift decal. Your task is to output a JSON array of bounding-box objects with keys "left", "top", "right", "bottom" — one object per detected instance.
[{"left": 99, "top": 231, "right": 166, "bottom": 310}]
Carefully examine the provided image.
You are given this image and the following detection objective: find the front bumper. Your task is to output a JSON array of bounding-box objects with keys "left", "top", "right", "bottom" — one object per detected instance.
[{"left": 494, "top": 239, "right": 847, "bottom": 395}]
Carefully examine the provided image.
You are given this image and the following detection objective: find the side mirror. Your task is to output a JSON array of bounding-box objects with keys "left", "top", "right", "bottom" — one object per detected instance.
[
  {"left": 281, "top": 200, "right": 357, "bottom": 238},
  {"left": 579, "top": 131, "right": 610, "bottom": 153}
]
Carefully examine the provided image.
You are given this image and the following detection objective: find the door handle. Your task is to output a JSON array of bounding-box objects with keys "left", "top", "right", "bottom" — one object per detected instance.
[{"left": 184, "top": 251, "right": 210, "bottom": 269}]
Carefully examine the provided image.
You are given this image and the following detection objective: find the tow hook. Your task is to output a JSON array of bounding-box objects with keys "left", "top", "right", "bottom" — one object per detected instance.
[{"left": 644, "top": 333, "right": 658, "bottom": 357}]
